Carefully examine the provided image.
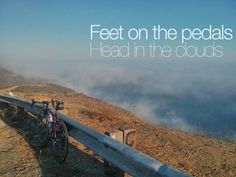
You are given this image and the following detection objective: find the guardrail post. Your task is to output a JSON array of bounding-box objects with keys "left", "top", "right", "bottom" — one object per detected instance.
[
  {"left": 104, "top": 129, "right": 136, "bottom": 177},
  {"left": 119, "top": 128, "right": 136, "bottom": 148}
]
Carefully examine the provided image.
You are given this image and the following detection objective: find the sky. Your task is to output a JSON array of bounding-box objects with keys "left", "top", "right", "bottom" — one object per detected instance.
[{"left": 0, "top": 0, "right": 236, "bottom": 60}]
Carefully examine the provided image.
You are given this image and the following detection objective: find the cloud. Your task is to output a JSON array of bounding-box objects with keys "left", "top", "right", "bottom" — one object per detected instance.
[{"left": 1, "top": 59, "right": 236, "bottom": 140}]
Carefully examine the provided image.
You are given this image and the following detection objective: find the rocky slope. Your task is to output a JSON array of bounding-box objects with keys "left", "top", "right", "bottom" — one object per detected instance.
[{"left": 0, "top": 83, "right": 236, "bottom": 177}]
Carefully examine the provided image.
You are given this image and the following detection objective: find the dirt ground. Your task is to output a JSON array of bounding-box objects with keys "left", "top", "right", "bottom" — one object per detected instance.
[
  {"left": 0, "top": 102, "right": 110, "bottom": 177},
  {"left": 1, "top": 83, "right": 236, "bottom": 177}
]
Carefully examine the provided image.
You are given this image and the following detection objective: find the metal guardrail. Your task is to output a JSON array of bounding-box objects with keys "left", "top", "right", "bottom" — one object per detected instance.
[{"left": 0, "top": 94, "right": 192, "bottom": 177}]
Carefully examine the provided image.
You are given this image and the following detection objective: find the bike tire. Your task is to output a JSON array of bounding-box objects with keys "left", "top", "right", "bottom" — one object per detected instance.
[
  {"left": 37, "top": 115, "right": 50, "bottom": 147},
  {"left": 52, "top": 120, "right": 68, "bottom": 164}
]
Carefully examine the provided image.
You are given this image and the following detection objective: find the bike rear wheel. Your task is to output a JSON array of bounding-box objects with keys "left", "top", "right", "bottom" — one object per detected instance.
[
  {"left": 37, "top": 115, "right": 50, "bottom": 147},
  {"left": 52, "top": 120, "right": 68, "bottom": 164}
]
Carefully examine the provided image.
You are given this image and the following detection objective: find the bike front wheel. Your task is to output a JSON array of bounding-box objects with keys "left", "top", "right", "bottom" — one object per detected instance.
[
  {"left": 52, "top": 120, "right": 68, "bottom": 164},
  {"left": 37, "top": 115, "right": 50, "bottom": 147}
]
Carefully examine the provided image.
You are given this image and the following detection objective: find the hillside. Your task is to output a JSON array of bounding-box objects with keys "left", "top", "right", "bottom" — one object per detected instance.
[
  {"left": 0, "top": 66, "right": 29, "bottom": 88},
  {"left": 0, "top": 66, "right": 43, "bottom": 88},
  {"left": 0, "top": 83, "right": 236, "bottom": 177}
]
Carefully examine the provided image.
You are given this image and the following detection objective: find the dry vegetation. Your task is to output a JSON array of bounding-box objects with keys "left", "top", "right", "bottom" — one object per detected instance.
[{"left": 1, "top": 83, "right": 236, "bottom": 177}]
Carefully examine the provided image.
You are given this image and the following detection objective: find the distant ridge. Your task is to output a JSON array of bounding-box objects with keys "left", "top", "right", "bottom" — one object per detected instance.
[
  {"left": 0, "top": 66, "right": 30, "bottom": 88},
  {"left": 0, "top": 66, "right": 46, "bottom": 88}
]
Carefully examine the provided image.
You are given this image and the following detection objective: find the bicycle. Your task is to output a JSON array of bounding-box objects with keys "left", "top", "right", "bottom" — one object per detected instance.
[{"left": 32, "top": 99, "right": 68, "bottom": 164}]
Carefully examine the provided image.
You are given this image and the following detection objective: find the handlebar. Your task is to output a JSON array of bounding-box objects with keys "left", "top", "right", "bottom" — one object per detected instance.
[
  {"left": 31, "top": 99, "right": 64, "bottom": 110},
  {"left": 31, "top": 99, "right": 51, "bottom": 106}
]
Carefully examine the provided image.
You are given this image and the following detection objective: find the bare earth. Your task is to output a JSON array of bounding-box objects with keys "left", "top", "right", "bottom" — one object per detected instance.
[
  {"left": 0, "top": 101, "right": 108, "bottom": 177},
  {"left": 0, "top": 83, "right": 236, "bottom": 177}
]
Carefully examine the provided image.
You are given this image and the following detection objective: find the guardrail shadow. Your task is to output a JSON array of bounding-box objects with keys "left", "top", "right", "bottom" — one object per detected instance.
[{"left": 0, "top": 101, "right": 109, "bottom": 177}]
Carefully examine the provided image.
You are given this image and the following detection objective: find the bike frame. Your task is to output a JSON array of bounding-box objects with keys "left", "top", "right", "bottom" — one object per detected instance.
[{"left": 33, "top": 99, "right": 61, "bottom": 140}]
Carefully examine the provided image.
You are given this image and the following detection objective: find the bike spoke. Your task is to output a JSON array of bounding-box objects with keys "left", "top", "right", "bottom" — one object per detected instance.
[{"left": 52, "top": 121, "right": 68, "bottom": 164}]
